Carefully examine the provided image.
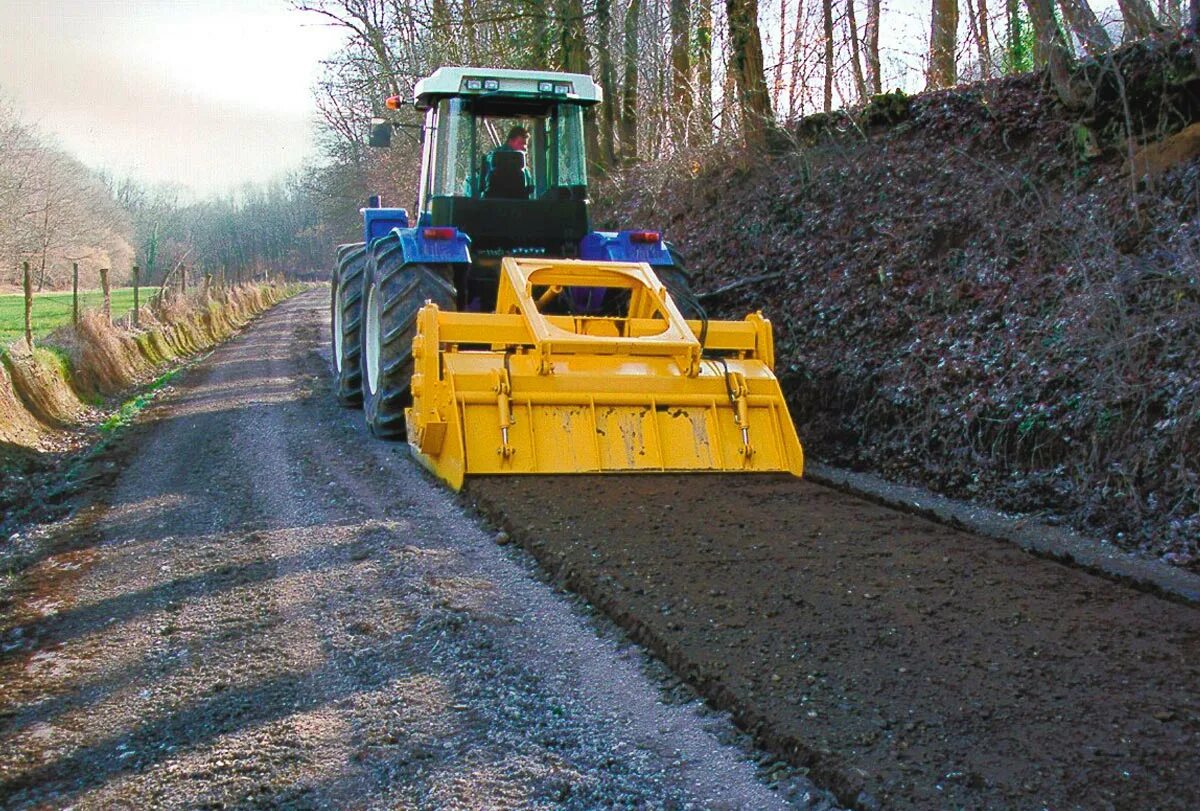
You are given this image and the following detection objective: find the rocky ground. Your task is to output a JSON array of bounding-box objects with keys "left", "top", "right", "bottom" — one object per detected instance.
[{"left": 0, "top": 290, "right": 835, "bottom": 810}]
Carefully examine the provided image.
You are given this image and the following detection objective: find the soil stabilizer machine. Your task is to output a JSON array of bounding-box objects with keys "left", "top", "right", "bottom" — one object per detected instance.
[{"left": 330, "top": 67, "right": 803, "bottom": 489}]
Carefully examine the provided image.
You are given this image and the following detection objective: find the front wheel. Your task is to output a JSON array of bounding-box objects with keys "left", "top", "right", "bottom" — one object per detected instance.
[{"left": 360, "top": 244, "right": 456, "bottom": 439}]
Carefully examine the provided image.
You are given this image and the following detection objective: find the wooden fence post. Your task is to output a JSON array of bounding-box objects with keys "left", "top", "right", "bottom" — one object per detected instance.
[
  {"left": 180, "top": 266, "right": 187, "bottom": 297},
  {"left": 132, "top": 265, "right": 140, "bottom": 327},
  {"left": 100, "top": 268, "right": 111, "bottom": 324},
  {"left": 72, "top": 262, "right": 79, "bottom": 326},
  {"left": 23, "top": 261, "right": 33, "bottom": 350}
]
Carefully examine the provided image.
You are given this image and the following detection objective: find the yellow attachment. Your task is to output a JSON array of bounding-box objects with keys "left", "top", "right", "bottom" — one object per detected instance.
[{"left": 406, "top": 257, "right": 804, "bottom": 490}]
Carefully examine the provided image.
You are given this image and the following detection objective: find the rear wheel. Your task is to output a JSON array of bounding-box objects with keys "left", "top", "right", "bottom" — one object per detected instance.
[
  {"left": 331, "top": 243, "right": 367, "bottom": 406},
  {"left": 655, "top": 247, "right": 705, "bottom": 321},
  {"left": 361, "top": 238, "right": 456, "bottom": 439}
]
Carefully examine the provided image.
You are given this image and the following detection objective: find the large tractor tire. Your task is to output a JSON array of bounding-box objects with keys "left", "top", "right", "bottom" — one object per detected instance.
[
  {"left": 360, "top": 238, "right": 456, "bottom": 439},
  {"left": 331, "top": 242, "right": 367, "bottom": 406},
  {"left": 656, "top": 247, "right": 706, "bottom": 321}
]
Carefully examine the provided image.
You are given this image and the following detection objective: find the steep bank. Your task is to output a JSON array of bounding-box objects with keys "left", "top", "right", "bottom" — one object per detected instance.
[{"left": 601, "top": 38, "right": 1200, "bottom": 567}]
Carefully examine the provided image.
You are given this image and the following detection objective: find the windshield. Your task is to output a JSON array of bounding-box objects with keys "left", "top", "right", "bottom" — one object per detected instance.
[{"left": 424, "top": 98, "right": 588, "bottom": 209}]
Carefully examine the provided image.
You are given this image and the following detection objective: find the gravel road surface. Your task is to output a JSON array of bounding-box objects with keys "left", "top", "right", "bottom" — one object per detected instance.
[{"left": 0, "top": 290, "right": 832, "bottom": 809}]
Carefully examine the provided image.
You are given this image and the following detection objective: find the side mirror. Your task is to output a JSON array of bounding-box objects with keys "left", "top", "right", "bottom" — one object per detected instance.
[{"left": 369, "top": 119, "right": 392, "bottom": 148}]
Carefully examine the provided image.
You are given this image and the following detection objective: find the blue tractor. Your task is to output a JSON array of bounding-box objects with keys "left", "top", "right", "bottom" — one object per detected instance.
[{"left": 330, "top": 67, "right": 702, "bottom": 437}]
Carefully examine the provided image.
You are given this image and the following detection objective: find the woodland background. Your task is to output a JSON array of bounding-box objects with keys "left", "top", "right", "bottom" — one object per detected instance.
[{"left": 1, "top": 0, "right": 1195, "bottom": 291}]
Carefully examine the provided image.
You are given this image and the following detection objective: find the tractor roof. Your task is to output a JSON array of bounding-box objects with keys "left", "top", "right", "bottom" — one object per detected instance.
[{"left": 413, "top": 67, "right": 602, "bottom": 110}]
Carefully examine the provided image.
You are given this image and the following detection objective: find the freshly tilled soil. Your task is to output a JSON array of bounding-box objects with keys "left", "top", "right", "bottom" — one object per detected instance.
[
  {"left": 468, "top": 475, "right": 1200, "bottom": 810},
  {"left": 0, "top": 291, "right": 827, "bottom": 810}
]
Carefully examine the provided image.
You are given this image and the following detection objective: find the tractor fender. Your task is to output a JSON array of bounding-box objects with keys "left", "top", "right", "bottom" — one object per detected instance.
[
  {"left": 380, "top": 225, "right": 472, "bottom": 266},
  {"left": 363, "top": 207, "right": 410, "bottom": 246},
  {"left": 579, "top": 230, "right": 673, "bottom": 265}
]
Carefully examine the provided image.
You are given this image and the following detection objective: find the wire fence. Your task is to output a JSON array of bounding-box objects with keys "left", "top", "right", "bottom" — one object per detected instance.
[{"left": 2, "top": 262, "right": 270, "bottom": 348}]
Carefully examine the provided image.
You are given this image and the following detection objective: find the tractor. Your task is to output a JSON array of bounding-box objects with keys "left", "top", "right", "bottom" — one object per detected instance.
[{"left": 331, "top": 67, "right": 803, "bottom": 489}]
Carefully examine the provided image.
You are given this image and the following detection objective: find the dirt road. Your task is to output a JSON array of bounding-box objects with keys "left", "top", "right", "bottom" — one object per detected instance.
[{"left": 0, "top": 290, "right": 830, "bottom": 809}]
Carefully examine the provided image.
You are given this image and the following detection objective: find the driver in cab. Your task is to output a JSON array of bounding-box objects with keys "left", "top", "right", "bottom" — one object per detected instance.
[{"left": 482, "top": 126, "right": 533, "bottom": 199}]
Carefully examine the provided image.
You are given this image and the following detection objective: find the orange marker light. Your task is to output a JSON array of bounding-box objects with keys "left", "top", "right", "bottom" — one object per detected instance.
[
  {"left": 385, "top": 95, "right": 403, "bottom": 110},
  {"left": 629, "top": 230, "right": 661, "bottom": 244}
]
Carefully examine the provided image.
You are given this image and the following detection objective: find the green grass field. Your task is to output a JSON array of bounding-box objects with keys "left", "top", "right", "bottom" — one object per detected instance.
[{"left": 0, "top": 288, "right": 140, "bottom": 344}]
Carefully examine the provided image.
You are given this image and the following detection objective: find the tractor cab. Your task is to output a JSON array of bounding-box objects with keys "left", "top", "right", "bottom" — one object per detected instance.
[{"left": 410, "top": 68, "right": 602, "bottom": 257}]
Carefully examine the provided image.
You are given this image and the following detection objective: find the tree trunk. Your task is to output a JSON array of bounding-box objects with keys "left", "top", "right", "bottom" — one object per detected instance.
[
  {"left": 722, "top": 47, "right": 740, "bottom": 137},
  {"left": 559, "top": 0, "right": 602, "bottom": 171},
  {"left": 823, "top": 0, "right": 835, "bottom": 111},
  {"left": 726, "top": 0, "right": 774, "bottom": 147},
  {"left": 1191, "top": 0, "right": 1199, "bottom": 37},
  {"left": 967, "top": 0, "right": 994, "bottom": 78},
  {"left": 1117, "top": 0, "right": 1160, "bottom": 39},
  {"left": 670, "top": 0, "right": 693, "bottom": 148},
  {"left": 695, "top": 0, "right": 714, "bottom": 143},
  {"left": 621, "top": 0, "right": 641, "bottom": 164},
  {"left": 1007, "top": 0, "right": 1026, "bottom": 69},
  {"left": 865, "top": 0, "right": 882, "bottom": 93},
  {"left": 776, "top": 0, "right": 788, "bottom": 107},
  {"left": 928, "top": 0, "right": 960, "bottom": 89},
  {"left": 529, "top": 0, "right": 554, "bottom": 71},
  {"left": 597, "top": 0, "right": 618, "bottom": 167},
  {"left": 1057, "top": 0, "right": 1112, "bottom": 54},
  {"left": 1026, "top": 0, "right": 1078, "bottom": 104},
  {"left": 788, "top": 0, "right": 808, "bottom": 115},
  {"left": 847, "top": 0, "right": 869, "bottom": 101},
  {"left": 461, "top": 0, "right": 476, "bottom": 61}
]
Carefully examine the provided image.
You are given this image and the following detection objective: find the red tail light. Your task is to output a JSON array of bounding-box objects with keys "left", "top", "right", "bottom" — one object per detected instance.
[
  {"left": 629, "top": 230, "right": 661, "bottom": 244},
  {"left": 422, "top": 227, "right": 456, "bottom": 240}
]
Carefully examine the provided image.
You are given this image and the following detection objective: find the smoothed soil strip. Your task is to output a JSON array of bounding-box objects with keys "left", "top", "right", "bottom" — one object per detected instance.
[{"left": 468, "top": 474, "right": 1200, "bottom": 810}]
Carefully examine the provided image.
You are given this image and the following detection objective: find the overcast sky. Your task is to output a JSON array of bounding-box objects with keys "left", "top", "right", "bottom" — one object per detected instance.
[{"left": 0, "top": 0, "right": 344, "bottom": 198}]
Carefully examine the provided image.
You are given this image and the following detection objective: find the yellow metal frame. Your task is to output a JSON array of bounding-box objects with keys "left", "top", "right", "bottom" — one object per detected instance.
[{"left": 406, "top": 258, "right": 804, "bottom": 489}]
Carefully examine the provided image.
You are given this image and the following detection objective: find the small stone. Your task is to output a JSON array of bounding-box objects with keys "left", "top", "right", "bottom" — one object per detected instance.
[{"left": 495, "top": 531, "right": 511, "bottom": 545}]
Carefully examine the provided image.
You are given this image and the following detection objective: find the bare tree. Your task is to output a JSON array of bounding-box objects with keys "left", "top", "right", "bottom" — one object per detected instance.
[
  {"left": 621, "top": 0, "right": 642, "bottom": 164},
  {"left": 1117, "top": 0, "right": 1161, "bottom": 39},
  {"left": 1026, "top": 0, "right": 1077, "bottom": 104},
  {"left": 727, "top": 0, "right": 773, "bottom": 146},
  {"left": 596, "top": 0, "right": 618, "bottom": 167},
  {"left": 695, "top": 0, "right": 714, "bottom": 143},
  {"left": 823, "top": 0, "right": 835, "bottom": 111},
  {"left": 847, "top": 0, "right": 869, "bottom": 101},
  {"left": 965, "top": 0, "right": 993, "bottom": 79},
  {"left": 928, "top": 0, "right": 960, "bottom": 89},
  {"left": 864, "top": 0, "right": 882, "bottom": 93},
  {"left": 670, "top": 0, "right": 693, "bottom": 147},
  {"left": 1057, "top": 0, "right": 1113, "bottom": 54}
]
